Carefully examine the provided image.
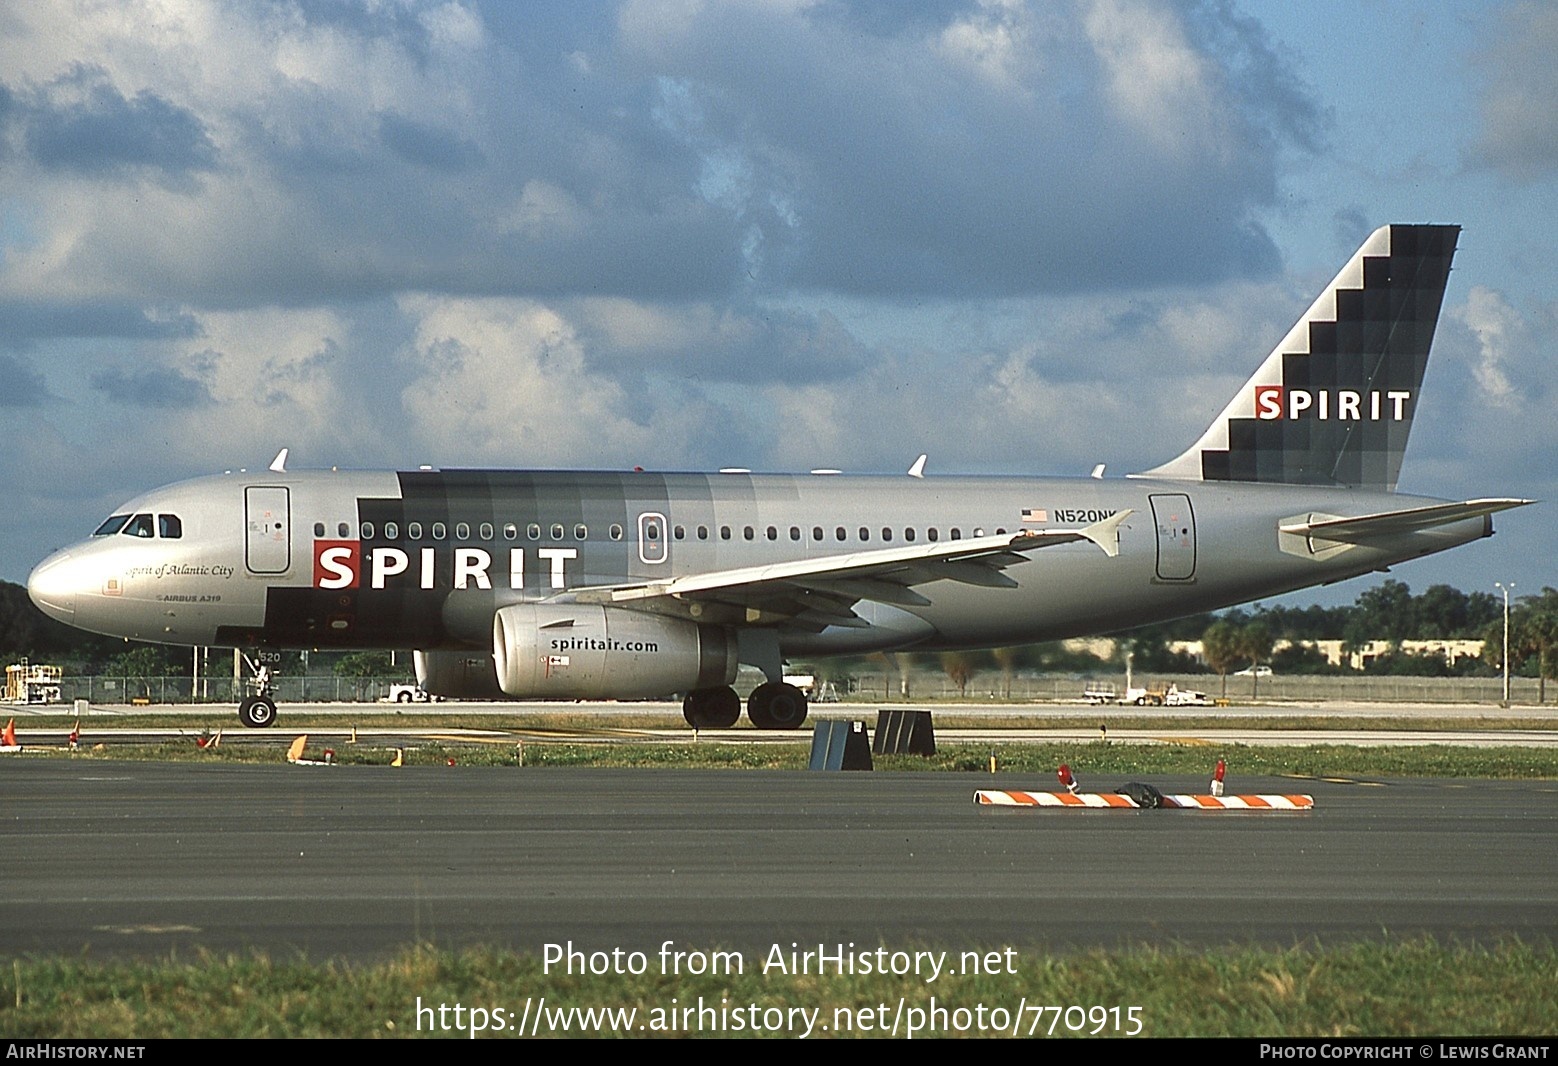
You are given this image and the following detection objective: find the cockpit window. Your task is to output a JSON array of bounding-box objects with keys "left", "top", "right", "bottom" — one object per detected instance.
[
  {"left": 122, "top": 513, "right": 155, "bottom": 538},
  {"left": 94, "top": 514, "right": 131, "bottom": 536},
  {"left": 158, "top": 514, "right": 183, "bottom": 539}
]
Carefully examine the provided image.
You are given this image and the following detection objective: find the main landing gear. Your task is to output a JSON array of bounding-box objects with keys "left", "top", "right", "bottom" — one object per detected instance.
[
  {"left": 681, "top": 681, "right": 810, "bottom": 730},
  {"left": 237, "top": 652, "right": 278, "bottom": 729},
  {"left": 747, "top": 681, "right": 808, "bottom": 730},
  {"left": 682, "top": 686, "right": 741, "bottom": 729}
]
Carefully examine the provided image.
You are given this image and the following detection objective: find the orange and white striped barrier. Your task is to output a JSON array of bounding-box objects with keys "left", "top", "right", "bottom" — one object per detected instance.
[{"left": 974, "top": 790, "right": 1313, "bottom": 810}]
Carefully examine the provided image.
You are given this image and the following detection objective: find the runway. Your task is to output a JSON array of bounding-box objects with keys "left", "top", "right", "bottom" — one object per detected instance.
[{"left": 5, "top": 760, "right": 1557, "bottom": 961}]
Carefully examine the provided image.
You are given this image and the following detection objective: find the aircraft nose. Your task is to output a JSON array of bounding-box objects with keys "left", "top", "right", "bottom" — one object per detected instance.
[{"left": 27, "top": 551, "right": 80, "bottom": 623}]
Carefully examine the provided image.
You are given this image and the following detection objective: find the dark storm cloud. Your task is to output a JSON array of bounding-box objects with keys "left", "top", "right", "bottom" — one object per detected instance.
[
  {"left": 0, "top": 303, "right": 200, "bottom": 349},
  {"left": 0, "top": 354, "right": 52, "bottom": 406},
  {"left": 378, "top": 113, "right": 484, "bottom": 171},
  {"left": 616, "top": 0, "right": 1325, "bottom": 295},
  {"left": 577, "top": 304, "right": 872, "bottom": 384},
  {"left": 0, "top": 2, "right": 1328, "bottom": 317},
  {"left": 17, "top": 65, "right": 216, "bottom": 182},
  {"left": 90, "top": 366, "right": 213, "bottom": 409}
]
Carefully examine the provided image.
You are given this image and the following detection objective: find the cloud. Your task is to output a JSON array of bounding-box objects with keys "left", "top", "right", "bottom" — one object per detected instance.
[
  {"left": 571, "top": 300, "right": 871, "bottom": 383},
  {"left": 0, "top": 0, "right": 1325, "bottom": 320},
  {"left": 0, "top": 302, "right": 200, "bottom": 348},
  {"left": 12, "top": 64, "right": 216, "bottom": 184},
  {"left": 90, "top": 364, "right": 213, "bottom": 408},
  {"left": 1468, "top": 2, "right": 1558, "bottom": 181},
  {"left": 1453, "top": 285, "right": 1521, "bottom": 408},
  {"left": 619, "top": 0, "right": 1324, "bottom": 295},
  {"left": 0, "top": 354, "right": 53, "bottom": 406}
]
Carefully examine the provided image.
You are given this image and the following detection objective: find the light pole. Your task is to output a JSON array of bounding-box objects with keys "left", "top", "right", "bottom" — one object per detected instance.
[{"left": 1495, "top": 582, "right": 1515, "bottom": 706}]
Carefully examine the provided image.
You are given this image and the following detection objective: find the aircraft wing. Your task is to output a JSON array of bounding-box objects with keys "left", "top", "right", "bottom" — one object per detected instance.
[
  {"left": 1278, "top": 498, "right": 1533, "bottom": 544},
  {"left": 569, "top": 510, "right": 1131, "bottom": 630}
]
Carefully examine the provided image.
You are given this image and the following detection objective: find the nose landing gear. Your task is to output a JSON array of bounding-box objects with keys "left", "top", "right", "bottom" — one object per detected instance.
[{"left": 237, "top": 654, "right": 278, "bottom": 728}]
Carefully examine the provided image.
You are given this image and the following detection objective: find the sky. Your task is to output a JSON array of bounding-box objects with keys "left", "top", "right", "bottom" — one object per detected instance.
[{"left": 2, "top": 0, "right": 1555, "bottom": 611}]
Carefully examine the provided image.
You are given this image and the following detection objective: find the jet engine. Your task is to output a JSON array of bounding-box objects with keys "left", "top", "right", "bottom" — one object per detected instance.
[
  {"left": 414, "top": 649, "right": 507, "bottom": 700},
  {"left": 492, "top": 604, "right": 738, "bottom": 699}
]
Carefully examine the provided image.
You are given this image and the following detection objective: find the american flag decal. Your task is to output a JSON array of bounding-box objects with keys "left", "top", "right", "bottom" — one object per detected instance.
[{"left": 1021, "top": 508, "right": 1049, "bottom": 523}]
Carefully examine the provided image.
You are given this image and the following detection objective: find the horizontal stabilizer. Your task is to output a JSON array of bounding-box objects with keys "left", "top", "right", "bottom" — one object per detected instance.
[{"left": 1278, "top": 498, "right": 1532, "bottom": 543}]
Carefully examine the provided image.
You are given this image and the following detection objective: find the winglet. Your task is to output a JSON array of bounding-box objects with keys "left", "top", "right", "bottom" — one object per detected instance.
[
  {"left": 269, "top": 448, "right": 289, "bottom": 473},
  {"left": 1078, "top": 509, "right": 1131, "bottom": 558},
  {"left": 908, "top": 454, "right": 927, "bottom": 479}
]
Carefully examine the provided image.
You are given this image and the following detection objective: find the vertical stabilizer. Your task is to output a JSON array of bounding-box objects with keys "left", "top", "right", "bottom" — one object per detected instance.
[{"left": 1137, "top": 224, "right": 1459, "bottom": 490}]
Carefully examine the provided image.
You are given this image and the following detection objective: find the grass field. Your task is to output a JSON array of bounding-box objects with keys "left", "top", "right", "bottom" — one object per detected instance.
[{"left": 5, "top": 939, "right": 1554, "bottom": 1038}]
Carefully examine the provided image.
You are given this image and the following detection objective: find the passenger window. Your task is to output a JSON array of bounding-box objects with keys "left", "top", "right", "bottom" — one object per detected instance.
[
  {"left": 881, "top": 527, "right": 892, "bottom": 541},
  {"left": 338, "top": 522, "right": 350, "bottom": 538},
  {"left": 479, "top": 523, "right": 493, "bottom": 540},
  {"left": 743, "top": 526, "right": 754, "bottom": 541},
  {"left": 94, "top": 515, "right": 131, "bottom": 536},
  {"left": 456, "top": 522, "right": 471, "bottom": 540},
  {"left": 974, "top": 528, "right": 985, "bottom": 537},
  {"left": 928, "top": 528, "right": 938, "bottom": 542},
  {"left": 159, "top": 515, "right": 183, "bottom": 539},
  {"left": 697, "top": 526, "right": 708, "bottom": 541},
  {"left": 836, "top": 527, "right": 846, "bottom": 541},
  {"left": 385, "top": 522, "right": 400, "bottom": 539},
  {"left": 314, "top": 522, "right": 326, "bottom": 537},
  {"left": 503, "top": 523, "right": 518, "bottom": 540},
  {"left": 766, "top": 526, "right": 777, "bottom": 541},
  {"left": 790, "top": 527, "right": 801, "bottom": 541},
  {"left": 950, "top": 528, "right": 961, "bottom": 540},
  {"left": 551, "top": 524, "right": 564, "bottom": 540},
  {"left": 904, "top": 528, "right": 915, "bottom": 542},
  {"left": 432, "top": 522, "right": 447, "bottom": 540},
  {"left": 408, "top": 522, "right": 423, "bottom": 539},
  {"left": 858, "top": 527, "right": 869, "bottom": 541},
  {"left": 812, "top": 527, "right": 823, "bottom": 541},
  {"left": 527, "top": 523, "right": 541, "bottom": 540},
  {"left": 361, "top": 522, "right": 376, "bottom": 540},
  {"left": 123, "top": 514, "right": 155, "bottom": 538},
  {"left": 721, "top": 526, "right": 732, "bottom": 540},
  {"left": 610, "top": 524, "right": 624, "bottom": 541},
  {"left": 575, "top": 524, "right": 588, "bottom": 540},
  {"left": 673, "top": 526, "right": 685, "bottom": 540}
]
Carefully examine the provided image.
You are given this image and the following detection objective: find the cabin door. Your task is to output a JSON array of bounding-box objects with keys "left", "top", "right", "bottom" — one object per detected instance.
[
  {"left": 1148, "top": 493, "right": 1196, "bottom": 581},
  {"left": 245, "top": 486, "right": 292, "bottom": 575}
]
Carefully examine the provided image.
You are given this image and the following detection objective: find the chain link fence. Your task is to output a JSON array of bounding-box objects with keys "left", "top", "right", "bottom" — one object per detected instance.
[{"left": 13, "top": 671, "right": 1554, "bottom": 706}]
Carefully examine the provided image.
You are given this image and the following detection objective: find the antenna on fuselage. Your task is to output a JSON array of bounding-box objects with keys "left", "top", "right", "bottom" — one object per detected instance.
[
  {"left": 908, "top": 454, "right": 927, "bottom": 479},
  {"left": 269, "top": 448, "right": 289, "bottom": 473}
]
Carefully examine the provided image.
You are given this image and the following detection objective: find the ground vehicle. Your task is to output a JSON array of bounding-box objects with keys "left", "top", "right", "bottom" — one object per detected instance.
[
  {"left": 383, "top": 684, "right": 441, "bottom": 703},
  {"left": 1233, "top": 666, "right": 1273, "bottom": 677},
  {"left": 1164, "top": 685, "right": 1211, "bottom": 706},
  {"left": 1118, "top": 685, "right": 1165, "bottom": 706}
]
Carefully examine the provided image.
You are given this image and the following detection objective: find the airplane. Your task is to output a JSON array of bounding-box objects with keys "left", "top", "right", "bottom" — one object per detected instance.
[{"left": 26, "top": 223, "right": 1531, "bottom": 731}]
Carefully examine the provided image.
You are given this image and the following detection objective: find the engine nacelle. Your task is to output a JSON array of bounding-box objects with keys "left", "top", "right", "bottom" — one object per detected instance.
[
  {"left": 493, "top": 604, "right": 737, "bottom": 699},
  {"left": 414, "top": 649, "right": 506, "bottom": 700}
]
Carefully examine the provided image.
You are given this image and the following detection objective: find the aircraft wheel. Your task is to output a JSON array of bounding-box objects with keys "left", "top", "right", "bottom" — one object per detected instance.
[
  {"left": 682, "top": 686, "right": 741, "bottom": 729},
  {"left": 747, "top": 681, "right": 809, "bottom": 730},
  {"left": 238, "top": 696, "right": 278, "bottom": 729}
]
